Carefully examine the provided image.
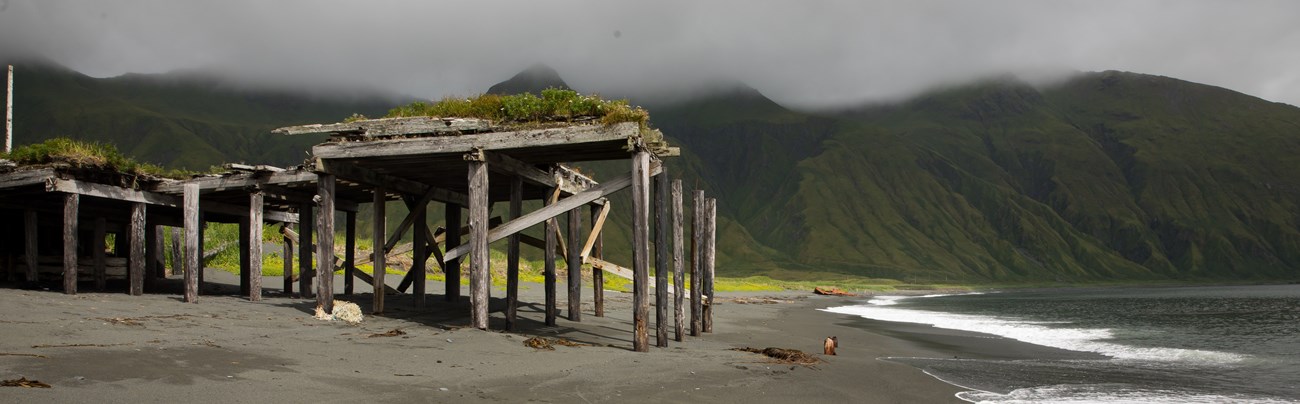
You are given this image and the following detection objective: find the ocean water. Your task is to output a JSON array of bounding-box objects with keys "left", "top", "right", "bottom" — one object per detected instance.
[{"left": 823, "top": 285, "right": 1300, "bottom": 403}]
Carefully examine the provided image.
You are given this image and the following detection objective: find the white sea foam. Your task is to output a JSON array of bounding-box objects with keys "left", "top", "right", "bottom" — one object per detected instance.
[
  {"left": 956, "top": 384, "right": 1293, "bottom": 404},
  {"left": 822, "top": 297, "right": 1246, "bottom": 364}
]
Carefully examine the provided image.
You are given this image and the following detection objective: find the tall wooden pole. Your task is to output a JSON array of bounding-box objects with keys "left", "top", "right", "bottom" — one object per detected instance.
[
  {"left": 544, "top": 195, "right": 558, "bottom": 326},
  {"left": 24, "top": 209, "right": 37, "bottom": 283},
  {"left": 703, "top": 198, "right": 717, "bottom": 333},
  {"left": 506, "top": 177, "right": 522, "bottom": 330},
  {"left": 444, "top": 203, "right": 462, "bottom": 302},
  {"left": 93, "top": 217, "right": 106, "bottom": 292},
  {"left": 298, "top": 203, "right": 313, "bottom": 298},
  {"left": 128, "top": 203, "right": 146, "bottom": 296},
  {"left": 671, "top": 179, "right": 685, "bottom": 342},
  {"left": 282, "top": 225, "right": 293, "bottom": 295},
  {"left": 631, "top": 151, "right": 651, "bottom": 352},
  {"left": 149, "top": 225, "right": 163, "bottom": 279},
  {"left": 344, "top": 211, "right": 356, "bottom": 296},
  {"left": 372, "top": 187, "right": 387, "bottom": 314},
  {"left": 316, "top": 174, "right": 335, "bottom": 311},
  {"left": 170, "top": 227, "right": 182, "bottom": 278},
  {"left": 566, "top": 207, "right": 582, "bottom": 322},
  {"left": 467, "top": 155, "right": 490, "bottom": 330},
  {"left": 412, "top": 201, "right": 427, "bottom": 308},
  {"left": 62, "top": 193, "right": 79, "bottom": 294},
  {"left": 591, "top": 203, "right": 605, "bottom": 317},
  {"left": 690, "top": 189, "right": 703, "bottom": 336},
  {"left": 654, "top": 170, "right": 669, "bottom": 347},
  {"left": 238, "top": 217, "right": 251, "bottom": 296},
  {"left": 183, "top": 183, "right": 200, "bottom": 303},
  {"left": 248, "top": 192, "right": 263, "bottom": 301},
  {"left": 5, "top": 65, "right": 12, "bottom": 153}
]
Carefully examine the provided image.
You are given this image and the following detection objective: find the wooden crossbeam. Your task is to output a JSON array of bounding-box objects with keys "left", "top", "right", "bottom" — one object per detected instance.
[
  {"left": 280, "top": 226, "right": 399, "bottom": 295},
  {"left": 274, "top": 116, "right": 492, "bottom": 137},
  {"left": 314, "top": 159, "right": 468, "bottom": 206},
  {"left": 580, "top": 202, "right": 611, "bottom": 262},
  {"left": 312, "top": 122, "right": 640, "bottom": 160},
  {"left": 48, "top": 178, "right": 299, "bottom": 223},
  {"left": 153, "top": 170, "right": 317, "bottom": 194}
]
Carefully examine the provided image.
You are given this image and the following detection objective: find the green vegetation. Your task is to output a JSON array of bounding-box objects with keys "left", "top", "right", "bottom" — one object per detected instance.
[
  {"left": 2, "top": 137, "right": 199, "bottom": 179},
  {"left": 382, "top": 88, "right": 650, "bottom": 127}
]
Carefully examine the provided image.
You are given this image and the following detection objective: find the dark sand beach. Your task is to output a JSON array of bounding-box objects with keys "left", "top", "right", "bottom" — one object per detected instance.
[{"left": 0, "top": 270, "right": 1005, "bottom": 403}]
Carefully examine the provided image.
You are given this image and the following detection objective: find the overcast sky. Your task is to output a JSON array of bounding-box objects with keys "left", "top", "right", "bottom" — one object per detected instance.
[{"left": 2, "top": 0, "right": 1298, "bottom": 108}]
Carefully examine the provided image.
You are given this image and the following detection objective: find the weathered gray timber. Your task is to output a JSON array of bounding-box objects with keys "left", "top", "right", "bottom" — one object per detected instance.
[
  {"left": 315, "top": 159, "right": 467, "bottom": 207},
  {"left": 24, "top": 209, "right": 36, "bottom": 283},
  {"left": 506, "top": 177, "right": 522, "bottom": 331},
  {"left": 444, "top": 203, "right": 462, "bottom": 301},
  {"left": 316, "top": 174, "right": 336, "bottom": 312},
  {"left": 282, "top": 225, "right": 293, "bottom": 295},
  {"left": 93, "top": 217, "right": 106, "bottom": 291},
  {"left": 147, "top": 224, "right": 161, "bottom": 281},
  {"left": 383, "top": 185, "right": 450, "bottom": 253},
  {"left": 412, "top": 202, "right": 427, "bottom": 308},
  {"left": 274, "top": 116, "right": 492, "bottom": 137},
  {"left": 468, "top": 155, "right": 490, "bottom": 329},
  {"left": 372, "top": 187, "right": 386, "bottom": 314},
  {"left": 239, "top": 218, "right": 251, "bottom": 296},
  {"left": 654, "top": 171, "right": 669, "bottom": 347},
  {"left": 62, "top": 193, "right": 78, "bottom": 294},
  {"left": 344, "top": 211, "right": 356, "bottom": 296},
  {"left": 50, "top": 178, "right": 297, "bottom": 223},
  {"left": 691, "top": 189, "right": 703, "bottom": 336},
  {"left": 703, "top": 198, "right": 717, "bottom": 333},
  {"left": 544, "top": 196, "right": 558, "bottom": 327},
  {"left": 672, "top": 179, "right": 684, "bottom": 341},
  {"left": 485, "top": 151, "right": 591, "bottom": 197},
  {"left": 631, "top": 151, "right": 651, "bottom": 352},
  {"left": 590, "top": 204, "right": 605, "bottom": 317},
  {"left": 0, "top": 168, "right": 55, "bottom": 189},
  {"left": 170, "top": 227, "right": 182, "bottom": 278},
  {"left": 312, "top": 122, "right": 639, "bottom": 160},
  {"left": 567, "top": 206, "right": 582, "bottom": 322},
  {"left": 298, "top": 203, "right": 313, "bottom": 298},
  {"left": 248, "top": 192, "right": 263, "bottom": 301},
  {"left": 197, "top": 215, "right": 205, "bottom": 290},
  {"left": 183, "top": 183, "right": 199, "bottom": 303},
  {"left": 128, "top": 203, "right": 145, "bottom": 296}
]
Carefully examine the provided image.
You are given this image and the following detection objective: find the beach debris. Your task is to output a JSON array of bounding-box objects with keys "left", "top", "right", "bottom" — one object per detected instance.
[
  {"left": 813, "top": 287, "right": 856, "bottom": 297},
  {"left": 732, "top": 347, "right": 822, "bottom": 366},
  {"left": 823, "top": 336, "right": 838, "bottom": 355},
  {"left": 0, "top": 353, "right": 47, "bottom": 359},
  {"left": 101, "top": 317, "right": 144, "bottom": 326},
  {"left": 2, "top": 377, "right": 51, "bottom": 388},
  {"left": 523, "top": 337, "right": 586, "bottom": 350},
  {"left": 32, "top": 343, "right": 131, "bottom": 349},
  {"left": 314, "top": 302, "right": 365, "bottom": 325},
  {"left": 366, "top": 329, "right": 406, "bottom": 338}
]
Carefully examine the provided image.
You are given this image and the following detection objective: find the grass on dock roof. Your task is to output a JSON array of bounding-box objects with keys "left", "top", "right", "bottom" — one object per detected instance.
[
  {"left": 351, "top": 88, "right": 651, "bottom": 128},
  {"left": 2, "top": 137, "right": 198, "bottom": 179}
]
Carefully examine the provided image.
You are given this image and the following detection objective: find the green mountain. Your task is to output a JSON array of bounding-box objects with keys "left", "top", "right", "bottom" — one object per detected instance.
[{"left": 6, "top": 59, "right": 396, "bottom": 169}]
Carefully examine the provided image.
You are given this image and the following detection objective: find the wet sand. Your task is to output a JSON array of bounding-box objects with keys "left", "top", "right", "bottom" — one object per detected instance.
[{"left": 0, "top": 270, "right": 977, "bottom": 403}]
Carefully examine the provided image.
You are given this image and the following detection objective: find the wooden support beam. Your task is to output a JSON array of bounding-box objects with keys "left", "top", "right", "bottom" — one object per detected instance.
[
  {"left": 654, "top": 170, "right": 669, "bottom": 347},
  {"left": 703, "top": 198, "right": 717, "bottom": 333},
  {"left": 544, "top": 196, "right": 558, "bottom": 327},
  {"left": 259, "top": 184, "right": 360, "bottom": 212},
  {"left": 412, "top": 200, "right": 427, "bottom": 308},
  {"left": 239, "top": 217, "right": 251, "bottom": 297},
  {"left": 631, "top": 151, "right": 651, "bottom": 352},
  {"left": 590, "top": 204, "right": 605, "bottom": 317},
  {"left": 93, "top": 217, "right": 106, "bottom": 292},
  {"left": 170, "top": 227, "right": 182, "bottom": 278},
  {"left": 506, "top": 177, "right": 522, "bottom": 331},
  {"left": 316, "top": 159, "right": 467, "bottom": 206},
  {"left": 146, "top": 224, "right": 160, "bottom": 282},
  {"left": 282, "top": 224, "right": 293, "bottom": 295},
  {"left": 0, "top": 168, "right": 56, "bottom": 189},
  {"left": 298, "top": 203, "right": 313, "bottom": 299},
  {"left": 49, "top": 179, "right": 298, "bottom": 223},
  {"left": 24, "top": 209, "right": 37, "bottom": 283},
  {"left": 672, "top": 179, "right": 685, "bottom": 342},
  {"left": 691, "top": 190, "right": 703, "bottom": 336},
  {"left": 383, "top": 183, "right": 451, "bottom": 254},
  {"left": 567, "top": 206, "right": 582, "bottom": 322},
  {"left": 197, "top": 214, "right": 205, "bottom": 290},
  {"left": 443, "top": 165, "right": 660, "bottom": 262},
  {"left": 316, "top": 174, "right": 336, "bottom": 312},
  {"left": 153, "top": 170, "right": 317, "bottom": 194},
  {"left": 248, "top": 192, "right": 263, "bottom": 301},
  {"left": 372, "top": 187, "right": 386, "bottom": 314},
  {"left": 344, "top": 211, "right": 356, "bottom": 296},
  {"left": 468, "top": 156, "right": 490, "bottom": 330},
  {"left": 275, "top": 116, "right": 492, "bottom": 137},
  {"left": 62, "top": 193, "right": 79, "bottom": 295},
  {"left": 484, "top": 151, "right": 592, "bottom": 197},
  {"left": 183, "top": 183, "right": 199, "bottom": 303},
  {"left": 444, "top": 203, "right": 461, "bottom": 302},
  {"left": 312, "top": 122, "right": 639, "bottom": 160},
  {"left": 129, "top": 203, "right": 145, "bottom": 296}
]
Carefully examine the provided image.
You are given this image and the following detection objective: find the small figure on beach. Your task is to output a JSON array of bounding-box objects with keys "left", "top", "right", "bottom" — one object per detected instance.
[{"left": 824, "top": 336, "right": 838, "bottom": 355}]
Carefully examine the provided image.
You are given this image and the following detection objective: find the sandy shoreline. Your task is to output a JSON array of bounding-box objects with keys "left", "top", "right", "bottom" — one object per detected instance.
[{"left": 0, "top": 270, "right": 978, "bottom": 403}]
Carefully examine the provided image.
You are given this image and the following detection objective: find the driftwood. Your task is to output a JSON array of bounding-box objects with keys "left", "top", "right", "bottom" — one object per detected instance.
[
  {"left": 523, "top": 337, "right": 585, "bottom": 350},
  {"left": 813, "top": 287, "right": 857, "bottom": 296},
  {"left": 733, "top": 347, "right": 821, "bottom": 365},
  {"left": 1, "top": 377, "right": 51, "bottom": 388}
]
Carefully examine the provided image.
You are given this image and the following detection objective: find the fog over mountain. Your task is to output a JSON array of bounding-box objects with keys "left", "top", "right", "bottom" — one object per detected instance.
[{"left": 2, "top": 0, "right": 1298, "bottom": 108}]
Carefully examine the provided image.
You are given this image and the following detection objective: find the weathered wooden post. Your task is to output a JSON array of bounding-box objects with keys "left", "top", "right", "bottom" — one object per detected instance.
[
  {"left": 671, "top": 179, "right": 685, "bottom": 341},
  {"left": 197, "top": 215, "right": 205, "bottom": 291},
  {"left": 62, "top": 193, "right": 79, "bottom": 294},
  {"left": 567, "top": 206, "right": 582, "bottom": 322},
  {"left": 591, "top": 203, "right": 605, "bottom": 317},
  {"left": 183, "top": 183, "right": 199, "bottom": 303},
  {"left": 344, "top": 211, "right": 356, "bottom": 296},
  {"left": 631, "top": 151, "right": 651, "bottom": 352},
  {"left": 412, "top": 199, "right": 427, "bottom": 308},
  {"left": 506, "top": 177, "right": 522, "bottom": 330},
  {"left": 298, "top": 203, "right": 313, "bottom": 298},
  {"left": 467, "top": 150, "right": 490, "bottom": 329},
  {"left": 239, "top": 217, "right": 251, "bottom": 296},
  {"left": 444, "top": 203, "right": 462, "bottom": 302},
  {"left": 5, "top": 65, "right": 12, "bottom": 153},
  {"left": 372, "top": 187, "right": 386, "bottom": 314},
  {"left": 317, "top": 174, "right": 336, "bottom": 311},
  {"left": 170, "top": 227, "right": 182, "bottom": 278},
  {"left": 654, "top": 170, "right": 670, "bottom": 347},
  {"left": 281, "top": 224, "right": 293, "bottom": 295},
  {"left": 703, "top": 198, "right": 717, "bottom": 333},
  {"left": 691, "top": 189, "right": 703, "bottom": 336},
  {"left": 24, "top": 209, "right": 37, "bottom": 283},
  {"left": 148, "top": 225, "right": 163, "bottom": 279},
  {"left": 544, "top": 195, "right": 558, "bottom": 326},
  {"left": 248, "top": 191, "right": 263, "bottom": 301},
  {"left": 128, "top": 203, "right": 145, "bottom": 296},
  {"left": 93, "top": 217, "right": 106, "bottom": 292}
]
